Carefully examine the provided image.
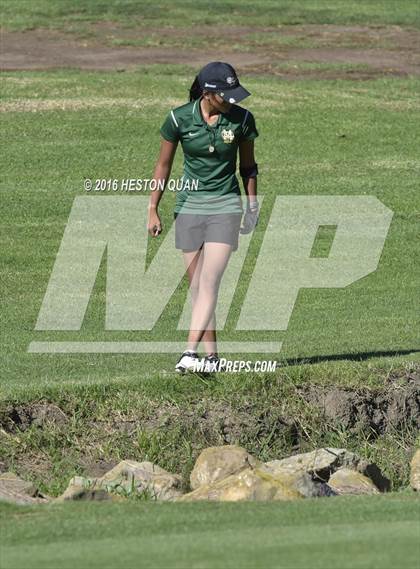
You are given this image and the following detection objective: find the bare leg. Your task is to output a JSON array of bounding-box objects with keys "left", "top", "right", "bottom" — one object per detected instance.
[
  {"left": 182, "top": 247, "right": 218, "bottom": 354},
  {"left": 186, "top": 242, "right": 233, "bottom": 353}
]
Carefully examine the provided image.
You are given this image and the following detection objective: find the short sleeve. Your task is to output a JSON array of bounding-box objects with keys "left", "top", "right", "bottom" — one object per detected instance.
[
  {"left": 160, "top": 110, "right": 180, "bottom": 142},
  {"left": 241, "top": 111, "right": 259, "bottom": 142}
]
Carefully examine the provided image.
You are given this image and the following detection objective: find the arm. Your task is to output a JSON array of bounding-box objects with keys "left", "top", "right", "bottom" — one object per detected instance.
[
  {"left": 239, "top": 139, "right": 258, "bottom": 211},
  {"left": 148, "top": 138, "right": 178, "bottom": 236}
]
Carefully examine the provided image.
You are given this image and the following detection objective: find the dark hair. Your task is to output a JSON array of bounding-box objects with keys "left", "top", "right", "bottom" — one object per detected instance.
[{"left": 189, "top": 75, "right": 202, "bottom": 102}]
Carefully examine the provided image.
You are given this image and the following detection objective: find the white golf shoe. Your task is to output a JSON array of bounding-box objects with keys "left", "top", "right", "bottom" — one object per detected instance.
[{"left": 175, "top": 350, "right": 199, "bottom": 374}]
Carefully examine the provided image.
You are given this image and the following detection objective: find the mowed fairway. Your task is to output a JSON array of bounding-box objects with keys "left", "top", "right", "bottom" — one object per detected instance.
[
  {"left": 1, "top": 69, "right": 419, "bottom": 395},
  {"left": 1, "top": 2, "right": 420, "bottom": 569},
  {"left": 1, "top": 495, "right": 420, "bottom": 569}
]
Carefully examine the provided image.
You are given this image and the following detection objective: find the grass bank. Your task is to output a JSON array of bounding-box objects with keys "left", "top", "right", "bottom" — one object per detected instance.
[{"left": 1, "top": 363, "right": 418, "bottom": 496}]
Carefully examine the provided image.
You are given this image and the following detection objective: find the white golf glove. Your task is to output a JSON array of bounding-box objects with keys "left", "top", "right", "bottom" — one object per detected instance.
[{"left": 240, "top": 201, "right": 259, "bottom": 235}]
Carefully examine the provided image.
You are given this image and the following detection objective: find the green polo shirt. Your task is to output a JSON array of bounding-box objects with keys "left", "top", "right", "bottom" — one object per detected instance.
[{"left": 160, "top": 96, "right": 258, "bottom": 214}]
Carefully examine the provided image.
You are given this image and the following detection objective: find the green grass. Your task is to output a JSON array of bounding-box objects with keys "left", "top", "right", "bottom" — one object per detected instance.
[
  {"left": 1, "top": 7, "right": 419, "bottom": 568},
  {"left": 2, "top": 0, "right": 420, "bottom": 30},
  {"left": 1, "top": 68, "right": 419, "bottom": 397},
  {"left": 1, "top": 494, "right": 419, "bottom": 569}
]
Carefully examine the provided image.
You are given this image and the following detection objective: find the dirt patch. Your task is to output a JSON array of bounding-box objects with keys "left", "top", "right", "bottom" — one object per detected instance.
[
  {"left": 301, "top": 373, "right": 420, "bottom": 436},
  {"left": 78, "top": 457, "right": 118, "bottom": 478},
  {"left": 260, "top": 23, "right": 420, "bottom": 50},
  {"left": 3, "top": 375, "right": 418, "bottom": 440},
  {"left": 1, "top": 24, "right": 419, "bottom": 78},
  {"left": 1, "top": 401, "right": 68, "bottom": 433},
  {"left": 0, "top": 28, "right": 271, "bottom": 71},
  {"left": 142, "top": 399, "right": 299, "bottom": 448}
]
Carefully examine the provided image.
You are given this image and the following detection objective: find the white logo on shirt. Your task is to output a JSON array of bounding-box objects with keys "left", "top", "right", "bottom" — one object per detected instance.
[
  {"left": 221, "top": 129, "right": 235, "bottom": 143},
  {"left": 188, "top": 132, "right": 199, "bottom": 137}
]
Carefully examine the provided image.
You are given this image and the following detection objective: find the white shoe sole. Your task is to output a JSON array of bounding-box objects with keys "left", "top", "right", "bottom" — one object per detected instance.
[{"left": 175, "top": 363, "right": 202, "bottom": 374}]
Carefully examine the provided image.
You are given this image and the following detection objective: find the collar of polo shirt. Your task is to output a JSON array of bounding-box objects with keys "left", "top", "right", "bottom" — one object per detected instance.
[{"left": 192, "top": 96, "right": 231, "bottom": 127}]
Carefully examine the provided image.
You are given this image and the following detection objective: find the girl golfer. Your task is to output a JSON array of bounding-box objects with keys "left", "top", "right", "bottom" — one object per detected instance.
[{"left": 148, "top": 61, "right": 259, "bottom": 373}]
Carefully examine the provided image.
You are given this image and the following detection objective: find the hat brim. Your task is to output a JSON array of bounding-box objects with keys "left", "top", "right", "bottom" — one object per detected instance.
[{"left": 218, "top": 84, "right": 251, "bottom": 104}]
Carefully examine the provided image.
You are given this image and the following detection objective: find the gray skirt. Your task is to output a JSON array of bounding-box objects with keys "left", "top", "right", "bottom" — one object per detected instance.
[{"left": 174, "top": 212, "right": 243, "bottom": 252}]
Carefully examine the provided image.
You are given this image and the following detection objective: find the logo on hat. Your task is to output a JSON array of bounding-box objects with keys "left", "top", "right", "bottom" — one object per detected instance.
[
  {"left": 221, "top": 129, "right": 235, "bottom": 144},
  {"left": 226, "top": 76, "right": 236, "bottom": 85},
  {"left": 204, "top": 82, "right": 217, "bottom": 88}
]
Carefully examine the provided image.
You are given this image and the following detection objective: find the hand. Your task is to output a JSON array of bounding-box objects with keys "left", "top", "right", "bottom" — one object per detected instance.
[
  {"left": 148, "top": 210, "right": 162, "bottom": 237},
  {"left": 240, "top": 204, "right": 259, "bottom": 235}
]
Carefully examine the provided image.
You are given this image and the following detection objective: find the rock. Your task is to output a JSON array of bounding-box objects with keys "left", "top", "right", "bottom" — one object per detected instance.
[
  {"left": 0, "top": 471, "right": 36, "bottom": 496},
  {"left": 265, "top": 448, "right": 390, "bottom": 491},
  {"left": 55, "top": 476, "right": 113, "bottom": 502},
  {"left": 266, "top": 448, "right": 358, "bottom": 482},
  {"left": 261, "top": 463, "right": 336, "bottom": 498},
  {"left": 190, "top": 446, "right": 258, "bottom": 490},
  {"left": 57, "top": 461, "right": 183, "bottom": 501},
  {"left": 180, "top": 467, "right": 304, "bottom": 502},
  {"left": 410, "top": 448, "right": 420, "bottom": 491},
  {"left": 99, "top": 460, "right": 183, "bottom": 500},
  {"left": 0, "top": 472, "right": 48, "bottom": 505},
  {"left": 328, "top": 468, "right": 380, "bottom": 495}
]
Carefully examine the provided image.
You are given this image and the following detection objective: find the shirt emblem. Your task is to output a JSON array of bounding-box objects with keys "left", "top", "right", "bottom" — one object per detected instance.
[{"left": 221, "top": 128, "right": 235, "bottom": 144}]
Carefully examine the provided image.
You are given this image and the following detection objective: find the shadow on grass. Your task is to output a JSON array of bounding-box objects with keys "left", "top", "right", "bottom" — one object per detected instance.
[{"left": 278, "top": 349, "right": 420, "bottom": 367}]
